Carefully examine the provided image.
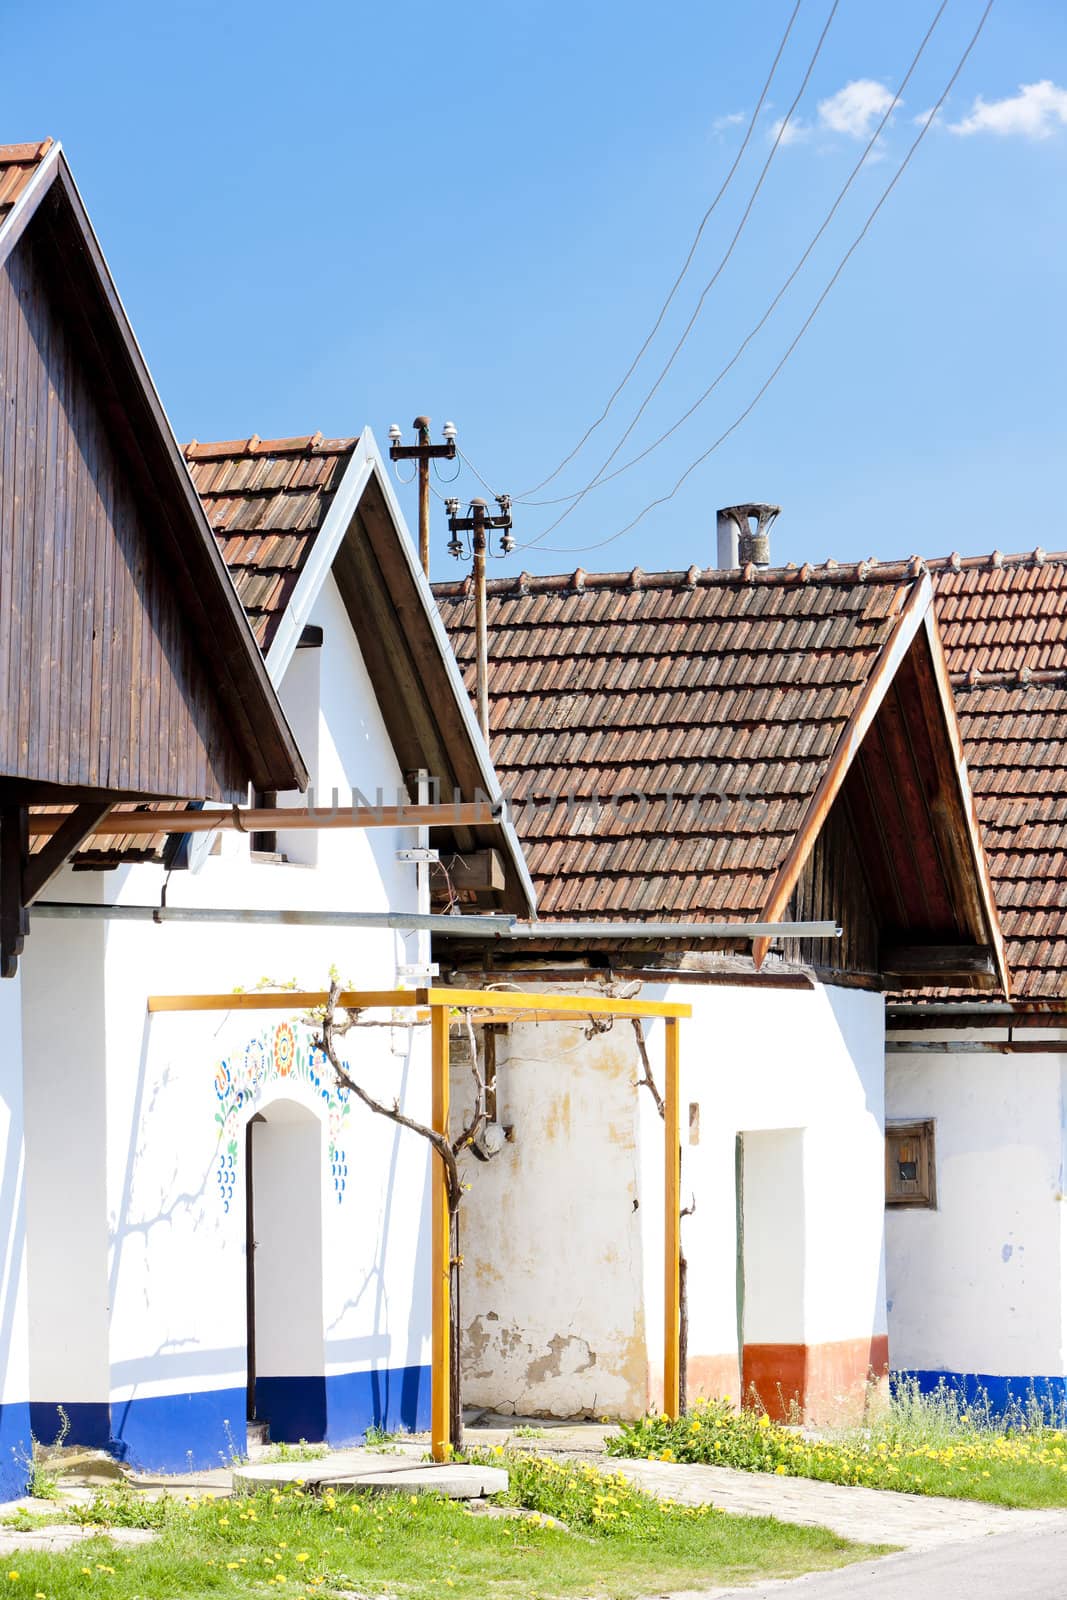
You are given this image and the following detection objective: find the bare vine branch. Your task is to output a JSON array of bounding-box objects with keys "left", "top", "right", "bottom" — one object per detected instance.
[
  {"left": 314, "top": 980, "right": 463, "bottom": 1212},
  {"left": 631, "top": 1018, "right": 665, "bottom": 1118}
]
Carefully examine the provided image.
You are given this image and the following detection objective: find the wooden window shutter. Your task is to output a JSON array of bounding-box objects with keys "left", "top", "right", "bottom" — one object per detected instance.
[{"left": 886, "top": 1119, "right": 936, "bottom": 1208}]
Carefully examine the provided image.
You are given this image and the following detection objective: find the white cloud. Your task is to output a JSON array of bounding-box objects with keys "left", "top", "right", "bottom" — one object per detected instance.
[
  {"left": 712, "top": 111, "right": 746, "bottom": 132},
  {"left": 816, "top": 79, "right": 896, "bottom": 139},
  {"left": 948, "top": 80, "right": 1067, "bottom": 139},
  {"left": 770, "top": 114, "right": 811, "bottom": 146},
  {"left": 769, "top": 79, "right": 896, "bottom": 150}
]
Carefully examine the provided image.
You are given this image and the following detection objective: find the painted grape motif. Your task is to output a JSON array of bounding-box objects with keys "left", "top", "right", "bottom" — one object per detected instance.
[{"left": 212, "top": 1023, "right": 351, "bottom": 1211}]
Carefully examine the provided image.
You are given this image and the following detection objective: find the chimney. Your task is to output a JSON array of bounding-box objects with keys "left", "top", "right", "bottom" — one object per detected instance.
[{"left": 716, "top": 503, "right": 781, "bottom": 569}]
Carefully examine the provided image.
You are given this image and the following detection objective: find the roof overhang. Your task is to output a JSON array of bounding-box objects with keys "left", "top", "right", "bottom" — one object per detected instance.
[
  {"left": 263, "top": 430, "right": 536, "bottom": 916},
  {"left": 0, "top": 143, "right": 307, "bottom": 795},
  {"left": 753, "top": 572, "right": 1010, "bottom": 995}
]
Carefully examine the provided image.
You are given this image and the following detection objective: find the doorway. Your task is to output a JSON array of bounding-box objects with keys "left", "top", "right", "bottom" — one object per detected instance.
[
  {"left": 736, "top": 1128, "right": 806, "bottom": 1418},
  {"left": 244, "top": 1101, "right": 326, "bottom": 1439}
]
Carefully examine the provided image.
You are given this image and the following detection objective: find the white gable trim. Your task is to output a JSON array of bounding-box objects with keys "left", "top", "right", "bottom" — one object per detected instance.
[{"left": 263, "top": 429, "right": 537, "bottom": 915}]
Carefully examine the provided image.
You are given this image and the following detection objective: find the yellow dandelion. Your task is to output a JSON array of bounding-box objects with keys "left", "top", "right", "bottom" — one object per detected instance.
[{"left": 295, "top": 1552, "right": 310, "bottom": 1564}]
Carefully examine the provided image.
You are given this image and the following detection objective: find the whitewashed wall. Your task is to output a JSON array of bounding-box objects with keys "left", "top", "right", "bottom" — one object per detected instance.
[
  {"left": 19, "top": 573, "right": 435, "bottom": 1470},
  {"left": 0, "top": 975, "right": 31, "bottom": 1497},
  {"left": 456, "top": 980, "right": 887, "bottom": 1421},
  {"left": 886, "top": 1031, "right": 1067, "bottom": 1411}
]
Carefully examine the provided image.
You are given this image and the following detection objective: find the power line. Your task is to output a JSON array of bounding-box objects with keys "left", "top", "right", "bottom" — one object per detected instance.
[
  {"left": 520, "top": 0, "right": 841, "bottom": 543},
  {"left": 518, "top": 0, "right": 804, "bottom": 501},
  {"left": 520, "top": 0, "right": 996, "bottom": 560},
  {"left": 520, "top": 0, "right": 949, "bottom": 514}
]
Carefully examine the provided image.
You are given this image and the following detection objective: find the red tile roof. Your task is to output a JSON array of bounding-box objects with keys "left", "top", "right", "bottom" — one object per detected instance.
[
  {"left": 184, "top": 433, "right": 359, "bottom": 650},
  {"left": 927, "top": 551, "right": 1067, "bottom": 999},
  {"left": 0, "top": 140, "right": 53, "bottom": 224},
  {"left": 434, "top": 563, "right": 918, "bottom": 923},
  {"left": 436, "top": 550, "right": 1067, "bottom": 999}
]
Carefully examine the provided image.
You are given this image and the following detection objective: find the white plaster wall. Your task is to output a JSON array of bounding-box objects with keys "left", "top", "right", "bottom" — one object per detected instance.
[
  {"left": 641, "top": 984, "right": 887, "bottom": 1382},
  {"left": 454, "top": 1015, "right": 648, "bottom": 1417},
  {"left": 21, "top": 569, "right": 434, "bottom": 1430},
  {"left": 885, "top": 1036, "right": 1067, "bottom": 1378},
  {"left": 0, "top": 975, "right": 30, "bottom": 1443},
  {"left": 457, "top": 979, "right": 886, "bottom": 1418},
  {"left": 22, "top": 918, "right": 110, "bottom": 1407}
]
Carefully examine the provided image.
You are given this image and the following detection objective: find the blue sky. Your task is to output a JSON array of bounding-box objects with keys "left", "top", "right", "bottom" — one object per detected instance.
[{"left": 5, "top": 1, "right": 1066, "bottom": 578}]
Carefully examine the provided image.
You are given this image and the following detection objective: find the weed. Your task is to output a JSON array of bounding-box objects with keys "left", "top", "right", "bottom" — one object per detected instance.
[
  {"left": 0, "top": 1469, "right": 883, "bottom": 1599},
  {"left": 260, "top": 1440, "right": 328, "bottom": 1463},
  {"left": 609, "top": 1382, "right": 1067, "bottom": 1508},
  {"left": 511, "top": 1425, "right": 547, "bottom": 1439}
]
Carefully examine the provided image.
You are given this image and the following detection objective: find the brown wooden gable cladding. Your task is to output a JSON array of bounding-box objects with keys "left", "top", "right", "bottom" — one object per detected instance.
[
  {"left": 0, "top": 143, "right": 306, "bottom": 801},
  {"left": 0, "top": 230, "right": 248, "bottom": 798},
  {"left": 434, "top": 563, "right": 1002, "bottom": 987}
]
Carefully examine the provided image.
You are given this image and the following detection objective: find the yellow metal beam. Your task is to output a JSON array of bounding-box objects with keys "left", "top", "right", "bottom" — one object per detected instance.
[
  {"left": 663, "top": 1017, "right": 681, "bottom": 1419},
  {"left": 146, "top": 990, "right": 419, "bottom": 1014},
  {"left": 420, "top": 988, "right": 692, "bottom": 1020},
  {"left": 430, "top": 1006, "right": 451, "bottom": 1462},
  {"left": 147, "top": 988, "right": 692, "bottom": 1020}
]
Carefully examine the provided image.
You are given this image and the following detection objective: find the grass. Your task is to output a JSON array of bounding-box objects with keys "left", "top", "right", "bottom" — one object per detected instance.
[
  {"left": 259, "top": 1443, "right": 329, "bottom": 1465},
  {"left": 608, "top": 1380, "right": 1067, "bottom": 1508},
  {"left": 0, "top": 1460, "right": 884, "bottom": 1600}
]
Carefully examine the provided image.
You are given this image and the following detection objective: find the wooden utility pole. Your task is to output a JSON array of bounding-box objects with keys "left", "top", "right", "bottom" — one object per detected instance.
[
  {"left": 445, "top": 496, "right": 513, "bottom": 741},
  {"left": 471, "top": 500, "right": 490, "bottom": 739},
  {"left": 389, "top": 417, "right": 457, "bottom": 578}
]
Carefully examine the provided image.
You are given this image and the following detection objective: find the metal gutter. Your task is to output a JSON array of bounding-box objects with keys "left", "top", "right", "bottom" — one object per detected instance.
[
  {"left": 499, "top": 920, "right": 840, "bottom": 941},
  {"left": 32, "top": 902, "right": 512, "bottom": 936},
  {"left": 31, "top": 904, "right": 838, "bottom": 942},
  {"left": 886, "top": 1039, "right": 1066, "bottom": 1055}
]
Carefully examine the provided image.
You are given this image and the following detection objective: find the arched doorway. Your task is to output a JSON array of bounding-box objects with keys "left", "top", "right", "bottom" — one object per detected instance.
[{"left": 245, "top": 1099, "right": 326, "bottom": 1441}]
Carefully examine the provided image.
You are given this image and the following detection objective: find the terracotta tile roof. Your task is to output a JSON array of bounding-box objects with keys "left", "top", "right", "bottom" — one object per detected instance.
[
  {"left": 927, "top": 550, "right": 1067, "bottom": 999},
  {"left": 437, "top": 549, "right": 1067, "bottom": 999},
  {"left": 184, "top": 432, "right": 359, "bottom": 650},
  {"left": 0, "top": 140, "right": 53, "bottom": 224},
  {"left": 434, "top": 563, "right": 917, "bottom": 924}
]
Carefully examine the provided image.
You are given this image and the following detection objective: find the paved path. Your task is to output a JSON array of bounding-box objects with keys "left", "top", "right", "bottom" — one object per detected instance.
[
  {"left": 611, "top": 1456, "right": 1067, "bottom": 1552},
  {"left": 0, "top": 1525, "right": 155, "bottom": 1555},
  {"left": 698, "top": 1524, "right": 1067, "bottom": 1599}
]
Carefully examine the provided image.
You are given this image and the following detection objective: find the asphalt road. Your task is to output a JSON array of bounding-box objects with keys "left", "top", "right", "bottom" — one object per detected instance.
[{"left": 711, "top": 1524, "right": 1067, "bottom": 1599}]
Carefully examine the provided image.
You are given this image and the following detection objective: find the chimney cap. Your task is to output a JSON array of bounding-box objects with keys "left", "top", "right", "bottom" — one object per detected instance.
[{"left": 716, "top": 503, "right": 780, "bottom": 570}]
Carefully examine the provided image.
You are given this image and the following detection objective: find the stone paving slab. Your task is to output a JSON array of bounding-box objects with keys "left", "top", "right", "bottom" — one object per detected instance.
[
  {"left": 608, "top": 1457, "right": 1067, "bottom": 1552},
  {"left": 0, "top": 1525, "right": 156, "bottom": 1555},
  {"left": 233, "top": 1452, "right": 507, "bottom": 1500}
]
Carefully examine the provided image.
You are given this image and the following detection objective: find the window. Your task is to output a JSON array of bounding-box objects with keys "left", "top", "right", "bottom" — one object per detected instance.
[{"left": 886, "top": 1120, "right": 936, "bottom": 1208}]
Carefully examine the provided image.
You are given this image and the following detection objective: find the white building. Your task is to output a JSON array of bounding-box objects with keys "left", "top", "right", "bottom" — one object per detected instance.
[
  {"left": 884, "top": 550, "right": 1067, "bottom": 1414},
  {"left": 433, "top": 553, "right": 1008, "bottom": 1424},
  {"left": 0, "top": 140, "right": 531, "bottom": 1485}
]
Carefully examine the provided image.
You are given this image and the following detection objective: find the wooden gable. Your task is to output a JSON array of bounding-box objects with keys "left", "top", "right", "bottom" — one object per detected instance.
[{"left": 0, "top": 227, "right": 251, "bottom": 801}]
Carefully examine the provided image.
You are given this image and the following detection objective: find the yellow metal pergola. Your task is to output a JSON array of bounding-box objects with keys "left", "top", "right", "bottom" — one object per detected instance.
[{"left": 148, "top": 985, "right": 691, "bottom": 1460}]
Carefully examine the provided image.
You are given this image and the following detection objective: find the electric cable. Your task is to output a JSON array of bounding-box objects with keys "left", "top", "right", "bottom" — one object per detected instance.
[
  {"left": 519, "top": 0, "right": 996, "bottom": 559},
  {"left": 519, "top": 0, "right": 842, "bottom": 538},
  {"left": 518, "top": 0, "right": 804, "bottom": 499},
  {"left": 520, "top": 0, "right": 949, "bottom": 516}
]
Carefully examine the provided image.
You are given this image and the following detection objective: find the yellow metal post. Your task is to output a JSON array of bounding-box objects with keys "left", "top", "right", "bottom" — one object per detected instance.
[
  {"left": 663, "top": 1017, "right": 681, "bottom": 1418},
  {"left": 430, "top": 1006, "right": 451, "bottom": 1460}
]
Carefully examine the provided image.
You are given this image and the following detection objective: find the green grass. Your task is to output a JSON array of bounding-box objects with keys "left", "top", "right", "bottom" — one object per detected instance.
[
  {"left": 0, "top": 1463, "right": 883, "bottom": 1600},
  {"left": 259, "top": 1442, "right": 329, "bottom": 1465},
  {"left": 608, "top": 1382, "right": 1067, "bottom": 1508}
]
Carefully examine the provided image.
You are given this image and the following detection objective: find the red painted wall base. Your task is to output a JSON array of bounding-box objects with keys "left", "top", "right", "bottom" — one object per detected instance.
[{"left": 742, "top": 1335, "right": 890, "bottom": 1424}]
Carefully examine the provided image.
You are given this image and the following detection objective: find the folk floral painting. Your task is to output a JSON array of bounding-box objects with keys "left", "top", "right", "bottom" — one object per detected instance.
[{"left": 211, "top": 1022, "right": 351, "bottom": 1211}]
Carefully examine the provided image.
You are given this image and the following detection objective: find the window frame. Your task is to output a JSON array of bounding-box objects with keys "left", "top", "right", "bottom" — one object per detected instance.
[{"left": 885, "top": 1118, "right": 937, "bottom": 1209}]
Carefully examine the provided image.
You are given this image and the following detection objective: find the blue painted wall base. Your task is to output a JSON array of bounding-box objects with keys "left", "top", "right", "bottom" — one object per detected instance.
[
  {"left": 256, "top": 1364, "right": 430, "bottom": 1447},
  {"left": 34, "top": 1363, "right": 431, "bottom": 1475},
  {"left": 0, "top": 1401, "right": 32, "bottom": 1501},
  {"left": 895, "top": 1370, "right": 1067, "bottom": 1419}
]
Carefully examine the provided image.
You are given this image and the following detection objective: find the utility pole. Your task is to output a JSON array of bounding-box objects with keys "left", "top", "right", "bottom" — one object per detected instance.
[
  {"left": 445, "top": 495, "right": 513, "bottom": 740},
  {"left": 388, "top": 417, "right": 458, "bottom": 578}
]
